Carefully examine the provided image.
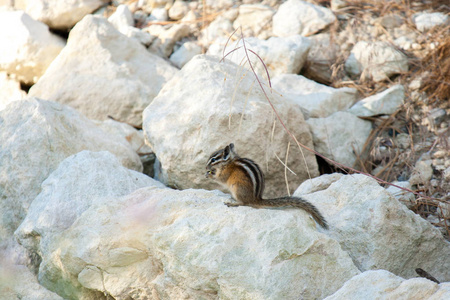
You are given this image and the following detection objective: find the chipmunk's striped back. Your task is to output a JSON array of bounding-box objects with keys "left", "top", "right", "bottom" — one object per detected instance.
[{"left": 233, "top": 158, "right": 265, "bottom": 200}]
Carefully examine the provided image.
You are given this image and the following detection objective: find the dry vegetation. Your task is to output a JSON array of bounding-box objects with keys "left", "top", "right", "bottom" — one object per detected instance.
[{"left": 324, "top": 0, "right": 450, "bottom": 237}]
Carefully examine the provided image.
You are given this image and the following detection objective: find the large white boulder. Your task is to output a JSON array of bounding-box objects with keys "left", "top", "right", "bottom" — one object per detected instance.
[
  {"left": 21, "top": 184, "right": 359, "bottom": 299},
  {"left": 29, "top": 15, "right": 177, "bottom": 126},
  {"left": 295, "top": 174, "right": 450, "bottom": 281},
  {"left": 348, "top": 85, "right": 405, "bottom": 117},
  {"left": 325, "top": 270, "right": 450, "bottom": 300},
  {"left": 0, "top": 10, "right": 65, "bottom": 85},
  {"left": 0, "top": 98, "right": 142, "bottom": 242},
  {"left": 272, "top": 74, "right": 357, "bottom": 118},
  {"left": 143, "top": 55, "right": 319, "bottom": 198},
  {"left": 15, "top": 151, "right": 164, "bottom": 270},
  {"left": 345, "top": 41, "right": 409, "bottom": 82},
  {"left": 307, "top": 111, "right": 372, "bottom": 167},
  {"left": 208, "top": 35, "right": 311, "bottom": 78},
  {"left": 273, "top": 0, "right": 337, "bottom": 37},
  {"left": 0, "top": 72, "right": 27, "bottom": 111},
  {"left": 14, "top": 0, "right": 108, "bottom": 30}
]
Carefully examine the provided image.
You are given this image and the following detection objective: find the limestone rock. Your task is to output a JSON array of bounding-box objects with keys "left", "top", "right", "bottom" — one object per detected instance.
[
  {"left": 169, "top": 41, "right": 202, "bottom": 69},
  {"left": 0, "top": 10, "right": 65, "bottom": 85},
  {"left": 348, "top": 85, "right": 405, "bottom": 117},
  {"left": 0, "top": 98, "right": 142, "bottom": 242},
  {"left": 25, "top": 186, "right": 359, "bottom": 299},
  {"left": 295, "top": 174, "right": 450, "bottom": 281},
  {"left": 108, "top": 4, "right": 153, "bottom": 46},
  {"left": 375, "top": 14, "right": 404, "bottom": 29},
  {"left": 0, "top": 72, "right": 26, "bottom": 111},
  {"left": 233, "top": 4, "right": 274, "bottom": 39},
  {"left": 410, "top": 159, "right": 433, "bottom": 186},
  {"left": 302, "top": 33, "right": 340, "bottom": 84},
  {"left": 273, "top": 0, "right": 337, "bottom": 37},
  {"left": 143, "top": 55, "right": 319, "bottom": 198},
  {"left": 272, "top": 74, "right": 357, "bottom": 118},
  {"left": 15, "top": 150, "right": 164, "bottom": 271},
  {"left": 168, "top": 0, "right": 189, "bottom": 20},
  {"left": 385, "top": 181, "right": 416, "bottom": 208},
  {"left": 199, "top": 12, "right": 235, "bottom": 47},
  {"left": 29, "top": 15, "right": 177, "bottom": 126},
  {"left": 0, "top": 264, "right": 62, "bottom": 299},
  {"left": 148, "top": 23, "right": 191, "bottom": 57},
  {"left": 412, "top": 12, "right": 449, "bottom": 32},
  {"left": 345, "top": 41, "right": 409, "bottom": 82},
  {"left": 14, "top": 0, "right": 107, "bottom": 30},
  {"left": 307, "top": 111, "right": 372, "bottom": 167},
  {"left": 325, "top": 270, "right": 450, "bottom": 300},
  {"left": 295, "top": 173, "right": 344, "bottom": 195},
  {"left": 0, "top": 0, "right": 13, "bottom": 7},
  {"left": 204, "top": 0, "right": 235, "bottom": 11},
  {"left": 148, "top": 7, "right": 168, "bottom": 22},
  {"left": 208, "top": 35, "right": 311, "bottom": 78},
  {"left": 94, "top": 118, "right": 152, "bottom": 155},
  {"left": 140, "top": 0, "right": 173, "bottom": 13}
]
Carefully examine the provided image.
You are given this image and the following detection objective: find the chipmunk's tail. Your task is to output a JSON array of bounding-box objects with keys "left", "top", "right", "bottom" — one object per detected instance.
[{"left": 261, "top": 197, "right": 328, "bottom": 229}]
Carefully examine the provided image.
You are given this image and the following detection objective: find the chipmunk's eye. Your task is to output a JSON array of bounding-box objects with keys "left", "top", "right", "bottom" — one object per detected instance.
[{"left": 210, "top": 158, "right": 217, "bottom": 163}]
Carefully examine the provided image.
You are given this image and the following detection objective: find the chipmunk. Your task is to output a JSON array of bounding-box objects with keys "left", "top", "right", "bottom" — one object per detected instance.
[{"left": 206, "top": 143, "right": 328, "bottom": 229}]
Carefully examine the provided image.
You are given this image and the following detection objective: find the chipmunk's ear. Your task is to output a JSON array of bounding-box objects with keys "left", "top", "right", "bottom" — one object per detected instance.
[{"left": 223, "top": 143, "right": 235, "bottom": 160}]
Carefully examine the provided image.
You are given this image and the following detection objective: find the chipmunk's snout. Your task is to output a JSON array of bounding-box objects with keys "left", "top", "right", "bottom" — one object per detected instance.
[{"left": 205, "top": 169, "right": 215, "bottom": 178}]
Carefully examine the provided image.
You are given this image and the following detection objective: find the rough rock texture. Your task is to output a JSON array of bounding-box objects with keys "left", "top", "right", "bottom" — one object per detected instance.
[
  {"left": 325, "top": 270, "right": 450, "bottom": 300},
  {"left": 295, "top": 174, "right": 450, "bottom": 281},
  {"left": 412, "top": 12, "right": 449, "bottom": 32},
  {"left": 307, "top": 111, "right": 372, "bottom": 167},
  {"left": 148, "top": 24, "right": 191, "bottom": 57},
  {"left": 0, "top": 10, "right": 65, "bottom": 85},
  {"left": 168, "top": 0, "right": 189, "bottom": 20},
  {"left": 345, "top": 41, "right": 409, "bottom": 82},
  {"left": 272, "top": 74, "right": 357, "bottom": 118},
  {"left": 94, "top": 118, "right": 152, "bottom": 155},
  {"left": 199, "top": 11, "right": 236, "bottom": 47},
  {"left": 233, "top": 4, "right": 274, "bottom": 39},
  {"left": 29, "top": 15, "right": 177, "bottom": 126},
  {"left": 14, "top": 0, "right": 108, "bottom": 30},
  {"left": 15, "top": 151, "right": 164, "bottom": 271},
  {"left": 169, "top": 41, "right": 202, "bottom": 69},
  {"left": 0, "top": 98, "right": 142, "bottom": 242},
  {"left": 0, "top": 72, "right": 27, "bottom": 111},
  {"left": 108, "top": 4, "right": 152, "bottom": 46},
  {"left": 208, "top": 35, "right": 311, "bottom": 77},
  {"left": 303, "top": 33, "right": 340, "bottom": 84},
  {"left": 348, "top": 85, "right": 405, "bottom": 117},
  {"left": 0, "top": 264, "right": 63, "bottom": 300},
  {"left": 410, "top": 158, "right": 434, "bottom": 186},
  {"left": 19, "top": 184, "right": 359, "bottom": 299},
  {"left": 143, "top": 55, "right": 319, "bottom": 198},
  {"left": 385, "top": 181, "right": 416, "bottom": 209},
  {"left": 273, "top": 0, "right": 337, "bottom": 37}
]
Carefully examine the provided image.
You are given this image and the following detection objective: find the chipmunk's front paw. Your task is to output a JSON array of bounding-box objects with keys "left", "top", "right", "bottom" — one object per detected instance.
[{"left": 225, "top": 202, "right": 240, "bottom": 207}]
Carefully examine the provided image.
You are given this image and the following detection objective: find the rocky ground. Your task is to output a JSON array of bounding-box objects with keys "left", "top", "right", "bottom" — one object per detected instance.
[{"left": 0, "top": 0, "right": 449, "bottom": 299}]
